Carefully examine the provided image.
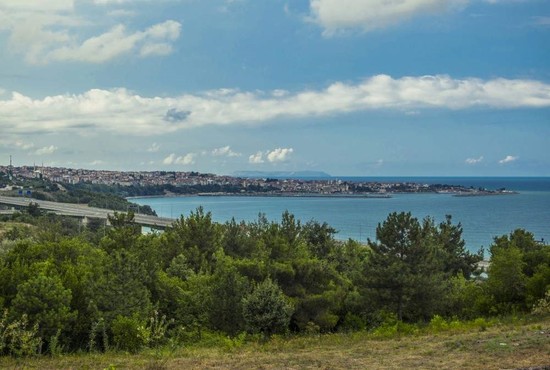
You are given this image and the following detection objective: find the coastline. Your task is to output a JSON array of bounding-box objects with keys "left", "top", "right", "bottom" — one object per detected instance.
[{"left": 128, "top": 190, "right": 519, "bottom": 201}]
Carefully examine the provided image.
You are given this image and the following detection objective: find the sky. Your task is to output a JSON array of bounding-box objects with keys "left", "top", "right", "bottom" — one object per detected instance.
[{"left": 0, "top": 0, "right": 549, "bottom": 176}]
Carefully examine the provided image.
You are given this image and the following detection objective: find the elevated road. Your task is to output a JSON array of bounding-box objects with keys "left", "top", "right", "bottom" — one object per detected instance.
[{"left": 0, "top": 195, "right": 175, "bottom": 229}]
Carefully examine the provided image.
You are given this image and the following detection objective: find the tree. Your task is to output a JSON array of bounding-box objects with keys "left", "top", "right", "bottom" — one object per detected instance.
[
  {"left": 488, "top": 229, "right": 550, "bottom": 310},
  {"left": 302, "top": 220, "right": 337, "bottom": 259},
  {"left": 27, "top": 202, "right": 42, "bottom": 218},
  {"left": 206, "top": 252, "right": 249, "bottom": 336},
  {"left": 434, "top": 215, "right": 483, "bottom": 278},
  {"left": 164, "top": 207, "right": 222, "bottom": 273},
  {"left": 487, "top": 243, "right": 526, "bottom": 312},
  {"left": 94, "top": 249, "right": 152, "bottom": 325},
  {"left": 11, "top": 273, "right": 75, "bottom": 340},
  {"left": 242, "top": 278, "right": 293, "bottom": 339},
  {"left": 366, "top": 212, "right": 446, "bottom": 321},
  {"left": 102, "top": 212, "right": 141, "bottom": 252}
]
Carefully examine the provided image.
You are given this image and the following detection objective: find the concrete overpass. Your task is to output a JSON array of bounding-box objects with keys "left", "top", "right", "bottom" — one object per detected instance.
[{"left": 0, "top": 195, "right": 175, "bottom": 229}]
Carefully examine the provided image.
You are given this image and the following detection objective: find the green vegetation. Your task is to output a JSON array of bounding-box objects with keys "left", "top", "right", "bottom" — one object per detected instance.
[
  {"left": 0, "top": 206, "right": 548, "bottom": 368},
  {"left": 1, "top": 176, "right": 156, "bottom": 215}
]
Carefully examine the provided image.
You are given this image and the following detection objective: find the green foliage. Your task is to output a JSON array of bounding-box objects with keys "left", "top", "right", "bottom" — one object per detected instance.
[
  {"left": 531, "top": 289, "right": 550, "bottom": 315},
  {"left": 88, "top": 318, "right": 109, "bottom": 353},
  {"left": 0, "top": 209, "right": 545, "bottom": 357},
  {"left": 366, "top": 213, "right": 442, "bottom": 321},
  {"left": 487, "top": 244, "right": 527, "bottom": 313},
  {"left": 145, "top": 310, "right": 174, "bottom": 348},
  {"left": 94, "top": 249, "right": 152, "bottom": 325},
  {"left": 164, "top": 207, "right": 221, "bottom": 273},
  {"left": 0, "top": 310, "right": 42, "bottom": 357},
  {"left": 242, "top": 278, "right": 293, "bottom": 338},
  {"left": 206, "top": 252, "right": 249, "bottom": 336},
  {"left": 111, "top": 315, "right": 148, "bottom": 353},
  {"left": 11, "top": 273, "right": 75, "bottom": 340},
  {"left": 371, "top": 313, "right": 419, "bottom": 338},
  {"left": 27, "top": 202, "right": 42, "bottom": 218},
  {"left": 48, "top": 329, "right": 63, "bottom": 356}
]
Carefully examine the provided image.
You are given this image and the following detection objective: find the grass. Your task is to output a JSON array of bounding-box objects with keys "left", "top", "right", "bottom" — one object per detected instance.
[{"left": 1, "top": 316, "right": 548, "bottom": 370}]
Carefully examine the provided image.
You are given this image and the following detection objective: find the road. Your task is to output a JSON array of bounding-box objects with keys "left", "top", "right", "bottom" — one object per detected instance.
[{"left": 0, "top": 195, "right": 175, "bottom": 228}]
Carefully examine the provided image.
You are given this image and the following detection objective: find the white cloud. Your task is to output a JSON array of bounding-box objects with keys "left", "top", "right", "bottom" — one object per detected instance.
[
  {"left": 139, "top": 43, "right": 173, "bottom": 57},
  {"left": 175, "top": 153, "right": 196, "bottom": 165},
  {"left": 93, "top": 0, "right": 131, "bottom": 4},
  {"left": 499, "top": 155, "right": 518, "bottom": 164},
  {"left": 249, "top": 151, "right": 264, "bottom": 164},
  {"left": 0, "top": 1, "right": 181, "bottom": 64},
  {"left": 267, "top": 148, "right": 294, "bottom": 163},
  {"left": 211, "top": 146, "right": 241, "bottom": 157},
  {"left": 465, "top": 156, "right": 483, "bottom": 164},
  {"left": 163, "top": 152, "right": 196, "bottom": 165},
  {"left": 90, "top": 159, "right": 104, "bottom": 165},
  {"left": 162, "top": 153, "right": 176, "bottom": 164},
  {"left": 147, "top": 142, "right": 160, "bottom": 152},
  {"left": 1, "top": 75, "right": 549, "bottom": 136},
  {"left": 14, "top": 141, "right": 35, "bottom": 150},
  {"left": 309, "top": 0, "right": 467, "bottom": 35},
  {"left": 34, "top": 145, "right": 58, "bottom": 155},
  {"left": 45, "top": 20, "right": 181, "bottom": 64},
  {"left": 0, "top": 0, "right": 73, "bottom": 12}
]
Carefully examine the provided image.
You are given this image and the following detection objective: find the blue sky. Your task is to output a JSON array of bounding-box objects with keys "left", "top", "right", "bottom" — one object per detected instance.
[{"left": 0, "top": 0, "right": 549, "bottom": 176}]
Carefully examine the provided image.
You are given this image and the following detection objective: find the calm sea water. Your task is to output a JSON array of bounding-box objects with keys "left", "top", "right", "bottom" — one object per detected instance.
[{"left": 133, "top": 177, "right": 550, "bottom": 255}]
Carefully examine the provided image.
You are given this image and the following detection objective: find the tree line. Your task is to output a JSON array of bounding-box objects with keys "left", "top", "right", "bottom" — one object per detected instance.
[{"left": 0, "top": 207, "right": 548, "bottom": 355}]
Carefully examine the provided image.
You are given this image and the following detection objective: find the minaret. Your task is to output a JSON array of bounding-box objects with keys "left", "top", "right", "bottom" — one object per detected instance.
[{"left": 8, "top": 155, "right": 13, "bottom": 180}]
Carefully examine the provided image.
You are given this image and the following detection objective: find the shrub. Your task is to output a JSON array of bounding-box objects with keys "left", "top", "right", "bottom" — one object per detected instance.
[
  {"left": 242, "top": 278, "right": 293, "bottom": 339},
  {"left": 0, "top": 310, "right": 42, "bottom": 357},
  {"left": 111, "top": 315, "right": 148, "bottom": 353},
  {"left": 532, "top": 289, "right": 550, "bottom": 315}
]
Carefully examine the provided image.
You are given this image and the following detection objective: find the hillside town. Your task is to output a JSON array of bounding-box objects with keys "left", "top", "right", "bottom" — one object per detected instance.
[{"left": 0, "top": 165, "right": 516, "bottom": 197}]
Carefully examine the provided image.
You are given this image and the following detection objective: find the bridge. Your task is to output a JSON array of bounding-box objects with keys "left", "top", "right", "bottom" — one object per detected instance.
[{"left": 0, "top": 195, "right": 175, "bottom": 229}]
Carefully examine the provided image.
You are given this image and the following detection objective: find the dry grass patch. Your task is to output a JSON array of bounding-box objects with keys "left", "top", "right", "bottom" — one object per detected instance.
[{"left": 0, "top": 317, "right": 548, "bottom": 370}]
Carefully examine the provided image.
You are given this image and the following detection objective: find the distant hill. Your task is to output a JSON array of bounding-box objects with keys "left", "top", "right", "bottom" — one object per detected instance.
[{"left": 233, "top": 170, "right": 332, "bottom": 179}]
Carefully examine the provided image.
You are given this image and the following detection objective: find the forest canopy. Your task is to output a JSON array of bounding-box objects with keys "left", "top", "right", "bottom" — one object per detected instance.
[{"left": 0, "top": 207, "right": 548, "bottom": 356}]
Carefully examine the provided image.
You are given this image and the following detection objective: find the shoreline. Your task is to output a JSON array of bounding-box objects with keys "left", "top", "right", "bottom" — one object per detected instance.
[{"left": 128, "top": 190, "right": 519, "bottom": 201}]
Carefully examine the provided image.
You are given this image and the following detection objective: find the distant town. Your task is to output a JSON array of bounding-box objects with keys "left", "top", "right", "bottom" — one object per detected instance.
[{"left": 0, "top": 165, "right": 517, "bottom": 197}]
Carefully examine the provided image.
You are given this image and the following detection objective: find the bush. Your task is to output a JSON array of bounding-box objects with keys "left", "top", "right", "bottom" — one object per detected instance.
[
  {"left": 428, "top": 315, "right": 449, "bottom": 332},
  {"left": 532, "top": 289, "right": 550, "bottom": 315},
  {"left": 111, "top": 315, "right": 148, "bottom": 353},
  {"left": 242, "top": 278, "right": 293, "bottom": 339},
  {"left": 0, "top": 310, "right": 42, "bottom": 357}
]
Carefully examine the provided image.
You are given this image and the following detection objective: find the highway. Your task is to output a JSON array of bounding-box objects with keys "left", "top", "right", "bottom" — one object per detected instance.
[{"left": 0, "top": 195, "right": 175, "bottom": 228}]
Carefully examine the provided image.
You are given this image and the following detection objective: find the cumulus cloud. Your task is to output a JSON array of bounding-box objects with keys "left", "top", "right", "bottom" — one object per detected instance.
[
  {"left": 267, "top": 148, "right": 294, "bottom": 163},
  {"left": 1, "top": 75, "right": 549, "bottom": 136},
  {"left": 44, "top": 20, "right": 181, "bottom": 64},
  {"left": 163, "top": 153, "right": 196, "bottom": 165},
  {"left": 14, "top": 141, "right": 35, "bottom": 150},
  {"left": 212, "top": 146, "right": 241, "bottom": 157},
  {"left": 34, "top": 145, "right": 58, "bottom": 155},
  {"left": 249, "top": 151, "right": 264, "bottom": 164},
  {"left": 147, "top": 142, "right": 160, "bottom": 152},
  {"left": 0, "top": 1, "right": 181, "bottom": 64},
  {"left": 499, "top": 155, "right": 518, "bottom": 164},
  {"left": 309, "top": 0, "right": 467, "bottom": 35},
  {"left": 465, "top": 156, "right": 483, "bottom": 164}
]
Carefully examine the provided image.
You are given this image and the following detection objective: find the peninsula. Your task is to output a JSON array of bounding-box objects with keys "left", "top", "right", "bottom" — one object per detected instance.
[{"left": 0, "top": 165, "right": 517, "bottom": 198}]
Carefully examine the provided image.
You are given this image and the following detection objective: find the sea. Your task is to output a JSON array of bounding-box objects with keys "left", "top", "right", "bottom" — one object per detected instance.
[{"left": 132, "top": 177, "right": 550, "bottom": 256}]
